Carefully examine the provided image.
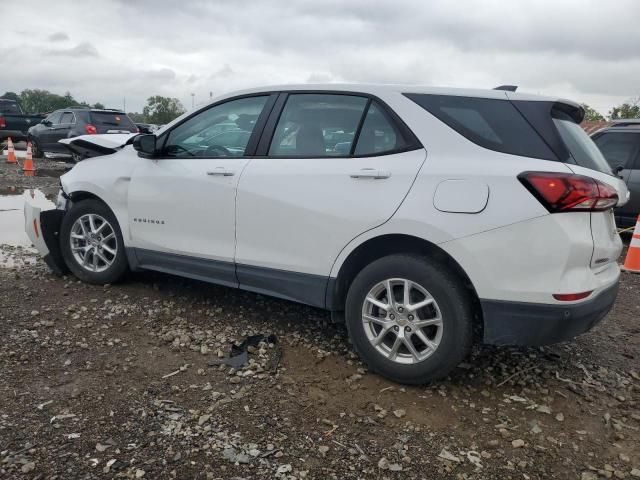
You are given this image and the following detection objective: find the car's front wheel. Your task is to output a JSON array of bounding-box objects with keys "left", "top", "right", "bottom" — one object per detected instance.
[
  {"left": 60, "top": 199, "right": 128, "bottom": 284},
  {"left": 30, "top": 138, "right": 43, "bottom": 158},
  {"left": 345, "top": 254, "right": 473, "bottom": 384}
]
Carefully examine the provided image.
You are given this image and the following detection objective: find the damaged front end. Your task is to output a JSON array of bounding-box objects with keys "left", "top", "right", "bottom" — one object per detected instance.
[
  {"left": 23, "top": 189, "right": 69, "bottom": 276},
  {"left": 60, "top": 133, "right": 138, "bottom": 160}
]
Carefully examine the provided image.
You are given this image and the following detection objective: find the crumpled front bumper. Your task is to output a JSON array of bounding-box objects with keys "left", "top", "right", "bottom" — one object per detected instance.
[{"left": 23, "top": 191, "right": 68, "bottom": 275}]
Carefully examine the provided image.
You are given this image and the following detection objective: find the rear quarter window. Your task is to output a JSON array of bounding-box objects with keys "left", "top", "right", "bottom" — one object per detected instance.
[{"left": 404, "top": 93, "right": 556, "bottom": 160}]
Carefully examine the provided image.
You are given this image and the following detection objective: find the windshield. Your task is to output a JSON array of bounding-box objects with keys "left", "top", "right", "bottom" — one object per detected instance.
[{"left": 553, "top": 111, "right": 613, "bottom": 175}]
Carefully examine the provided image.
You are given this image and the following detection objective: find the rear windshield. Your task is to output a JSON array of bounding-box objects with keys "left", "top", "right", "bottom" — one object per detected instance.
[
  {"left": 552, "top": 111, "right": 613, "bottom": 175},
  {"left": 404, "top": 94, "right": 556, "bottom": 160},
  {"left": 0, "top": 100, "right": 21, "bottom": 114},
  {"left": 89, "top": 111, "right": 134, "bottom": 128}
]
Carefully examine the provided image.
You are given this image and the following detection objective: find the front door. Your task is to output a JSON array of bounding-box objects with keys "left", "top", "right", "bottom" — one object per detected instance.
[
  {"left": 235, "top": 93, "right": 426, "bottom": 306},
  {"left": 127, "top": 94, "right": 273, "bottom": 285}
]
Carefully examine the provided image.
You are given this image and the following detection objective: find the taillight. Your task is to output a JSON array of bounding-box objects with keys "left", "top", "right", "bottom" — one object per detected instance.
[
  {"left": 518, "top": 172, "right": 618, "bottom": 212},
  {"left": 85, "top": 124, "right": 98, "bottom": 135},
  {"left": 0, "top": 116, "right": 5, "bottom": 128}
]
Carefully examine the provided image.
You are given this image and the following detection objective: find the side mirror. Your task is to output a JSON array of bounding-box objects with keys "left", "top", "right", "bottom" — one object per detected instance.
[
  {"left": 133, "top": 134, "right": 157, "bottom": 158},
  {"left": 41, "top": 119, "right": 52, "bottom": 126}
]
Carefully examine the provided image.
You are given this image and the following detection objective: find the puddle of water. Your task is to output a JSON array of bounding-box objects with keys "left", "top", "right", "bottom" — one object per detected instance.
[{"left": 0, "top": 189, "right": 55, "bottom": 268}]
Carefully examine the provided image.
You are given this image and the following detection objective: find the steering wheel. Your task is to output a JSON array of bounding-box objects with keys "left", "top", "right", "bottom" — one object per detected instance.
[
  {"left": 167, "top": 144, "right": 196, "bottom": 157},
  {"left": 205, "top": 145, "right": 231, "bottom": 157}
]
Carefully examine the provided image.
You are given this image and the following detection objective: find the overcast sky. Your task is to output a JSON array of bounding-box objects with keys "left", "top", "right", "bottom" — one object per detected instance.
[{"left": 2, "top": 0, "right": 639, "bottom": 116}]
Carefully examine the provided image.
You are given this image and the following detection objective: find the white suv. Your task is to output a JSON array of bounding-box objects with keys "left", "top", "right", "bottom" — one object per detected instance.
[{"left": 25, "top": 85, "right": 628, "bottom": 384}]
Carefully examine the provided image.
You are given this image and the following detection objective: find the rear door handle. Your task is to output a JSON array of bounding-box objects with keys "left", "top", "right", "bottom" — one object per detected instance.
[
  {"left": 207, "top": 168, "right": 235, "bottom": 176},
  {"left": 350, "top": 168, "right": 391, "bottom": 179}
]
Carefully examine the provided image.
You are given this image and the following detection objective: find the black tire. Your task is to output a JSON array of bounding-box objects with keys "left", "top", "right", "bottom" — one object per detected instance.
[
  {"left": 345, "top": 254, "right": 473, "bottom": 384},
  {"left": 60, "top": 199, "right": 128, "bottom": 284},
  {"left": 30, "top": 138, "right": 43, "bottom": 158}
]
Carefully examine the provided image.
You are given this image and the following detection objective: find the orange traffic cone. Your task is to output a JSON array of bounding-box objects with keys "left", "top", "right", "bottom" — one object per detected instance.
[
  {"left": 622, "top": 214, "right": 640, "bottom": 273},
  {"left": 5, "top": 137, "right": 17, "bottom": 164},
  {"left": 23, "top": 142, "right": 35, "bottom": 176}
]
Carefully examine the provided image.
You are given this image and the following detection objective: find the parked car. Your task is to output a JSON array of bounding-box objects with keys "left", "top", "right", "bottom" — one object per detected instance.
[
  {"left": 25, "top": 84, "right": 627, "bottom": 384},
  {"left": 27, "top": 107, "right": 138, "bottom": 160},
  {"left": 591, "top": 120, "right": 640, "bottom": 228},
  {"left": 0, "top": 98, "right": 46, "bottom": 142}
]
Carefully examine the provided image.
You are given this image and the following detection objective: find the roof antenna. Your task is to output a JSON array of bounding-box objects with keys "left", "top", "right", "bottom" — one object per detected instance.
[{"left": 493, "top": 85, "right": 518, "bottom": 92}]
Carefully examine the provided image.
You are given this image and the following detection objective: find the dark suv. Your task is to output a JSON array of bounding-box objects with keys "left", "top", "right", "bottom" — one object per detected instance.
[
  {"left": 27, "top": 107, "right": 138, "bottom": 159},
  {"left": 591, "top": 120, "right": 640, "bottom": 228}
]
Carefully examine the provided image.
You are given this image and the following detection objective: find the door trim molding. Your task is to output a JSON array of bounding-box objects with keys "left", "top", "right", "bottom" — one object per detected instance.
[{"left": 126, "top": 248, "right": 330, "bottom": 308}]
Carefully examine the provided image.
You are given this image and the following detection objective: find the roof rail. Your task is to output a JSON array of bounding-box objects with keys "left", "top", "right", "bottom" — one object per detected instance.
[
  {"left": 66, "top": 105, "right": 91, "bottom": 109},
  {"left": 610, "top": 119, "right": 640, "bottom": 126},
  {"left": 493, "top": 85, "right": 518, "bottom": 92}
]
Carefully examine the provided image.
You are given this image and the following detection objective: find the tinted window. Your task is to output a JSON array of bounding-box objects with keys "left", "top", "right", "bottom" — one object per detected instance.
[
  {"left": 47, "top": 112, "right": 63, "bottom": 124},
  {"left": 354, "top": 102, "right": 407, "bottom": 155},
  {"left": 89, "top": 112, "right": 134, "bottom": 128},
  {"left": 164, "top": 96, "right": 268, "bottom": 158},
  {"left": 405, "top": 94, "right": 555, "bottom": 160},
  {"left": 0, "top": 100, "right": 21, "bottom": 114},
  {"left": 552, "top": 111, "right": 613, "bottom": 175},
  {"left": 269, "top": 94, "right": 368, "bottom": 157},
  {"left": 593, "top": 132, "right": 640, "bottom": 171},
  {"left": 59, "top": 112, "right": 74, "bottom": 124}
]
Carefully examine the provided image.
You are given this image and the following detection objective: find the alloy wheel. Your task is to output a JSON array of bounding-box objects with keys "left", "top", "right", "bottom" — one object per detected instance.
[
  {"left": 362, "top": 278, "right": 443, "bottom": 364},
  {"left": 70, "top": 213, "right": 118, "bottom": 273}
]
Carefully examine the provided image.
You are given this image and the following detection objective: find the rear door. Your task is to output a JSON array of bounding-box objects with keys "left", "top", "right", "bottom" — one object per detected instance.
[{"left": 235, "top": 92, "right": 425, "bottom": 306}]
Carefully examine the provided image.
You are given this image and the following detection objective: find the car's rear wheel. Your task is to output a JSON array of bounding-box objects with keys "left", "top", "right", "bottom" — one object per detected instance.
[
  {"left": 60, "top": 200, "right": 128, "bottom": 284},
  {"left": 345, "top": 254, "right": 473, "bottom": 384}
]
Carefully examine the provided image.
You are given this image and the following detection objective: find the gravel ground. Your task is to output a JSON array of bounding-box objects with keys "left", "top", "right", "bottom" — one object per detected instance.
[{"left": 1, "top": 158, "right": 639, "bottom": 479}]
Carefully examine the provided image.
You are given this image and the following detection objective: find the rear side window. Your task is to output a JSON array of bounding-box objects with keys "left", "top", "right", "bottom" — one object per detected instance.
[
  {"left": 354, "top": 102, "right": 408, "bottom": 156},
  {"left": 89, "top": 111, "right": 134, "bottom": 128},
  {"left": 592, "top": 132, "right": 640, "bottom": 172},
  {"left": 405, "top": 94, "right": 555, "bottom": 160},
  {"left": 269, "top": 94, "right": 368, "bottom": 157}
]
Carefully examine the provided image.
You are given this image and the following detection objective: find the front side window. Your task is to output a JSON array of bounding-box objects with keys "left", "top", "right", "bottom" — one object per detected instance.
[
  {"left": 593, "top": 132, "right": 640, "bottom": 172},
  {"left": 46, "top": 111, "right": 63, "bottom": 125},
  {"left": 163, "top": 96, "right": 269, "bottom": 158},
  {"left": 59, "top": 112, "right": 74, "bottom": 124},
  {"left": 269, "top": 94, "right": 368, "bottom": 157}
]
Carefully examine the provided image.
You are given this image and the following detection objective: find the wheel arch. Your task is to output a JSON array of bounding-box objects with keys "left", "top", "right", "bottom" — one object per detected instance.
[{"left": 328, "top": 234, "right": 483, "bottom": 338}]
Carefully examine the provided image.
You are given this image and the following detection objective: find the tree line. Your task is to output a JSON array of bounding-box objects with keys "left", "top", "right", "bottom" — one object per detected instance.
[
  {"left": 2, "top": 88, "right": 639, "bottom": 124},
  {"left": 1, "top": 89, "right": 186, "bottom": 125}
]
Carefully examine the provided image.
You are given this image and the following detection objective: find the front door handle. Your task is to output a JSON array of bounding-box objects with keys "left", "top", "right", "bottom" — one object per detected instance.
[
  {"left": 207, "top": 168, "right": 235, "bottom": 176},
  {"left": 350, "top": 168, "right": 391, "bottom": 179}
]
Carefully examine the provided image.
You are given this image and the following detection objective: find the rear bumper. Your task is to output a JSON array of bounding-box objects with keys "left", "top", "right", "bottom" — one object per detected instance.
[{"left": 481, "top": 281, "right": 619, "bottom": 346}]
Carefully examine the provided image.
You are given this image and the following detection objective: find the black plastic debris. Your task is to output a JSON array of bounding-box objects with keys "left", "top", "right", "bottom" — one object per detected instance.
[{"left": 208, "top": 333, "right": 278, "bottom": 369}]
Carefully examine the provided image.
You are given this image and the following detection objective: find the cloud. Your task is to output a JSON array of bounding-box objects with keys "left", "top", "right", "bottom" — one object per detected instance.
[
  {"left": 1, "top": 0, "right": 639, "bottom": 114},
  {"left": 46, "top": 41, "right": 99, "bottom": 57},
  {"left": 48, "top": 32, "right": 69, "bottom": 42}
]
